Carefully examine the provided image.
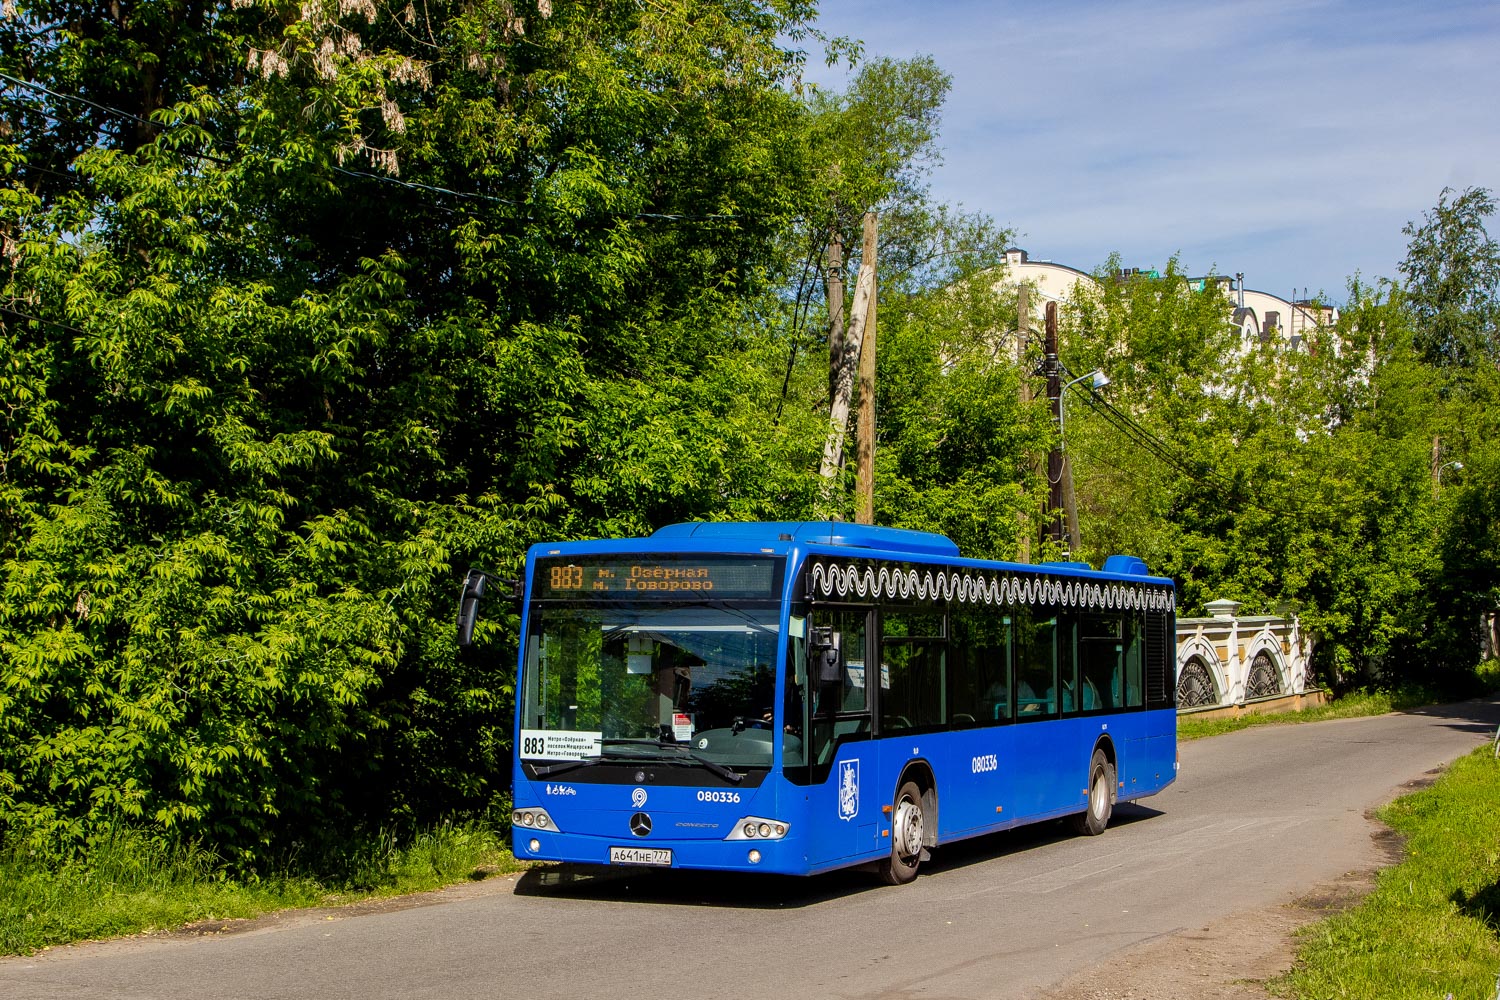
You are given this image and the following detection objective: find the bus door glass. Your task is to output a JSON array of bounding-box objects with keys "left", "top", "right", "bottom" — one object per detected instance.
[
  {"left": 1009, "top": 606, "right": 1076, "bottom": 818},
  {"left": 875, "top": 608, "right": 947, "bottom": 836},
  {"left": 947, "top": 606, "right": 1014, "bottom": 836},
  {"left": 803, "top": 608, "right": 877, "bottom": 863}
]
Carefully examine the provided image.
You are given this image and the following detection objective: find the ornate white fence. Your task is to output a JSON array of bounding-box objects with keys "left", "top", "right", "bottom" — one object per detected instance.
[{"left": 1175, "top": 599, "right": 1317, "bottom": 713}]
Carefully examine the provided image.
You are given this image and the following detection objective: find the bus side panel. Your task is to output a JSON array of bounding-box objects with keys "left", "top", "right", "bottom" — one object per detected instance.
[
  {"left": 932, "top": 727, "right": 1013, "bottom": 839},
  {"left": 801, "top": 740, "right": 881, "bottom": 869},
  {"left": 1006, "top": 719, "right": 1084, "bottom": 820},
  {"left": 1120, "top": 707, "right": 1177, "bottom": 800}
]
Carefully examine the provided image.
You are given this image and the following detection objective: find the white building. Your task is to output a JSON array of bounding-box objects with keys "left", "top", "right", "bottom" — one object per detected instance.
[{"left": 997, "top": 248, "right": 1336, "bottom": 350}]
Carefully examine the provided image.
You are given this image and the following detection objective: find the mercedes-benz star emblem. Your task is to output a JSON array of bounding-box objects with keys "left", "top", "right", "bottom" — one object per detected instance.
[{"left": 630, "top": 812, "right": 652, "bottom": 837}]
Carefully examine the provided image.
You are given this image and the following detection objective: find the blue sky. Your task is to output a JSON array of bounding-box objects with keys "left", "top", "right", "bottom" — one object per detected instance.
[{"left": 802, "top": 0, "right": 1500, "bottom": 304}]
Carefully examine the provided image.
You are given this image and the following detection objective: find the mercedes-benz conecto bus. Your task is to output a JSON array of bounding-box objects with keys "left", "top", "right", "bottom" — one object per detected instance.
[{"left": 458, "top": 521, "right": 1177, "bottom": 884}]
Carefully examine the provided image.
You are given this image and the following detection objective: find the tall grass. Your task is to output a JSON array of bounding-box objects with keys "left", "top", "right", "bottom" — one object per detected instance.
[
  {"left": 0, "top": 820, "right": 524, "bottom": 955},
  {"left": 1476, "top": 657, "right": 1500, "bottom": 694},
  {"left": 1278, "top": 746, "right": 1500, "bottom": 999},
  {"left": 1179, "top": 688, "right": 1441, "bottom": 741}
]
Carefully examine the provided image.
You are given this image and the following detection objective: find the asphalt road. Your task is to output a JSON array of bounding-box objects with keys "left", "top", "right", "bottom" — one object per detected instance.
[{"left": 5, "top": 699, "right": 1498, "bottom": 1000}]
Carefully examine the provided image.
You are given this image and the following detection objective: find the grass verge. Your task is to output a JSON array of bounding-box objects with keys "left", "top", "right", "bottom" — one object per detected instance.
[
  {"left": 1178, "top": 689, "right": 1440, "bottom": 741},
  {"left": 1274, "top": 745, "right": 1500, "bottom": 999},
  {"left": 0, "top": 821, "right": 527, "bottom": 956}
]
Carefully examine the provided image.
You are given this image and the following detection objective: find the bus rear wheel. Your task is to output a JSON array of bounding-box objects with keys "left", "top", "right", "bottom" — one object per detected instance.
[
  {"left": 1071, "top": 749, "right": 1114, "bottom": 836},
  {"left": 879, "top": 780, "right": 925, "bottom": 885}
]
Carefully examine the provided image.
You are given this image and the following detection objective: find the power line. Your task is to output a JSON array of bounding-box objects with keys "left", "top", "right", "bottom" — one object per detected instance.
[
  {"left": 0, "top": 71, "right": 163, "bottom": 134},
  {"left": 329, "top": 165, "right": 737, "bottom": 223},
  {"left": 1, "top": 304, "right": 90, "bottom": 338},
  {"left": 1065, "top": 382, "right": 1320, "bottom": 521},
  {"left": 1, "top": 74, "right": 743, "bottom": 224}
]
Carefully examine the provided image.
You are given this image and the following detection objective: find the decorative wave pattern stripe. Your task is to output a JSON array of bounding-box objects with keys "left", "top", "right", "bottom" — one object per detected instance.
[{"left": 810, "top": 561, "right": 1175, "bottom": 612}]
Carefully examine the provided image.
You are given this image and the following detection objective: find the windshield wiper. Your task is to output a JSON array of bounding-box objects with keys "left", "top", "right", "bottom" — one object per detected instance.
[
  {"left": 600, "top": 738, "right": 745, "bottom": 784},
  {"left": 531, "top": 739, "right": 745, "bottom": 784},
  {"left": 532, "top": 756, "right": 605, "bottom": 778}
]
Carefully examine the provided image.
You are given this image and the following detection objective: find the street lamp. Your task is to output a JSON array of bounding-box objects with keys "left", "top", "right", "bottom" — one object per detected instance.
[
  {"left": 1058, "top": 369, "right": 1109, "bottom": 447},
  {"left": 1436, "top": 459, "right": 1463, "bottom": 490},
  {"left": 1049, "top": 369, "right": 1109, "bottom": 559}
]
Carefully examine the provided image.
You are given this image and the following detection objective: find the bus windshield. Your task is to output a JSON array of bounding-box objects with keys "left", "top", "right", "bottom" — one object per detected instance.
[{"left": 520, "top": 603, "right": 791, "bottom": 769}]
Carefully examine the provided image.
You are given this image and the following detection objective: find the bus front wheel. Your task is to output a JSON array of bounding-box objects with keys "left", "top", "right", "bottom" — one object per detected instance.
[
  {"left": 1071, "top": 748, "right": 1114, "bottom": 836},
  {"left": 879, "top": 780, "right": 925, "bottom": 885}
]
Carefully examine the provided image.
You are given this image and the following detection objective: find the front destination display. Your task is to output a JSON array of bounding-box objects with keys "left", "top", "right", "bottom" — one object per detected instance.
[{"left": 538, "top": 556, "right": 780, "bottom": 598}]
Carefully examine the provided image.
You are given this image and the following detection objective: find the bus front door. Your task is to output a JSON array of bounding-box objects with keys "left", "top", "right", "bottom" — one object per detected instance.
[{"left": 805, "top": 609, "right": 878, "bottom": 865}]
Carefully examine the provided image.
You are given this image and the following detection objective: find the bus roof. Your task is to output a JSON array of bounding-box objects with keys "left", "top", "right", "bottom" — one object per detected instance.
[
  {"left": 649, "top": 520, "right": 959, "bottom": 557},
  {"left": 526, "top": 522, "right": 1163, "bottom": 584}
]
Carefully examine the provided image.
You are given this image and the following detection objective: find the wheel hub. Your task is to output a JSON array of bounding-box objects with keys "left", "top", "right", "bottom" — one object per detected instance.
[{"left": 894, "top": 797, "right": 923, "bottom": 859}]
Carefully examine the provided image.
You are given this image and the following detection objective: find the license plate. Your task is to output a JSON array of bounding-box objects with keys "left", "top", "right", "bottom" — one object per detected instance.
[{"left": 609, "top": 846, "right": 673, "bottom": 867}]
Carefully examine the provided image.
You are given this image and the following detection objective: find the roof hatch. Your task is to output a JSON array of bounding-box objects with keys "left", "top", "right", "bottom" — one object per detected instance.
[{"left": 651, "top": 521, "right": 960, "bottom": 558}]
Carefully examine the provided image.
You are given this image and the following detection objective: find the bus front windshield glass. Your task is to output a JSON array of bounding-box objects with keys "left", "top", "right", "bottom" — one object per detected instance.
[{"left": 520, "top": 604, "right": 793, "bottom": 769}]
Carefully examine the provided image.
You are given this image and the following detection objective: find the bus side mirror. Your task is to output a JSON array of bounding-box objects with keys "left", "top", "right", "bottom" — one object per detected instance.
[
  {"left": 457, "top": 569, "right": 487, "bottom": 647},
  {"left": 810, "top": 626, "right": 841, "bottom": 683}
]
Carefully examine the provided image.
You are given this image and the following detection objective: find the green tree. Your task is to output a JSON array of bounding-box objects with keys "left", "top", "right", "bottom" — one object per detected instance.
[
  {"left": 1399, "top": 185, "right": 1500, "bottom": 371},
  {"left": 0, "top": 0, "right": 827, "bottom": 861}
]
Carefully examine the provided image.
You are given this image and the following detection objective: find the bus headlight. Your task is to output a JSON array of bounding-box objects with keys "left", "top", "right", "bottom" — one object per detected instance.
[
  {"left": 512, "top": 808, "right": 559, "bottom": 832},
  {"left": 725, "top": 816, "right": 789, "bottom": 841}
]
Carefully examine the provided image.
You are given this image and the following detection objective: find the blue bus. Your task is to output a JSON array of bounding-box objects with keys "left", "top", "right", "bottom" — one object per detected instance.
[{"left": 460, "top": 521, "right": 1177, "bottom": 884}]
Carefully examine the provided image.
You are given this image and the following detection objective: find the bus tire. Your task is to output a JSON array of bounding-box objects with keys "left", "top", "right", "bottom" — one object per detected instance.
[
  {"left": 878, "top": 780, "right": 925, "bottom": 885},
  {"left": 1071, "top": 749, "right": 1114, "bottom": 836}
]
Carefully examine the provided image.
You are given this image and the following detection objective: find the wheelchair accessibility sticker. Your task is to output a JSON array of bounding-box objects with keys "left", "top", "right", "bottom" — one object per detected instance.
[{"left": 838, "top": 759, "right": 859, "bottom": 820}]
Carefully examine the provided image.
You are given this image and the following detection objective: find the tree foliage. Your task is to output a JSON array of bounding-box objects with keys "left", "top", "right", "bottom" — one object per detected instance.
[
  {"left": 0, "top": 0, "right": 838, "bottom": 860},
  {"left": 1063, "top": 195, "right": 1500, "bottom": 691},
  {"left": 1399, "top": 186, "right": 1500, "bottom": 371}
]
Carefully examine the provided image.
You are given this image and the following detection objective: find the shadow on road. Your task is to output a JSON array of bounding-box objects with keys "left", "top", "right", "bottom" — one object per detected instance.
[
  {"left": 1399, "top": 698, "right": 1500, "bottom": 736},
  {"left": 512, "top": 803, "right": 1167, "bottom": 909}
]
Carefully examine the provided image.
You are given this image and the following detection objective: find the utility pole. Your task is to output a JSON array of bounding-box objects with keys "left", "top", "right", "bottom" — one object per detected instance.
[
  {"left": 819, "top": 211, "right": 877, "bottom": 495},
  {"left": 826, "top": 231, "right": 845, "bottom": 408},
  {"left": 1430, "top": 434, "right": 1442, "bottom": 500},
  {"left": 854, "top": 213, "right": 878, "bottom": 525},
  {"left": 1062, "top": 450, "right": 1081, "bottom": 554},
  {"left": 1015, "top": 283, "right": 1033, "bottom": 563},
  {"left": 1044, "top": 301, "right": 1066, "bottom": 552}
]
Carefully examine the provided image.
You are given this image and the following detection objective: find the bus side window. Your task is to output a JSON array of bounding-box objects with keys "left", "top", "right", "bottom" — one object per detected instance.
[
  {"left": 1079, "top": 613, "right": 1124, "bottom": 711},
  {"left": 1015, "top": 608, "right": 1058, "bottom": 718},
  {"left": 879, "top": 610, "right": 946, "bottom": 734},
  {"left": 1123, "top": 611, "right": 1145, "bottom": 708},
  {"left": 948, "top": 607, "right": 1011, "bottom": 727}
]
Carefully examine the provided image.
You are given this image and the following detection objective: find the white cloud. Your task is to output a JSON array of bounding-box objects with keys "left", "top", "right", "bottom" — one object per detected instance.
[{"left": 807, "top": 0, "right": 1500, "bottom": 301}]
